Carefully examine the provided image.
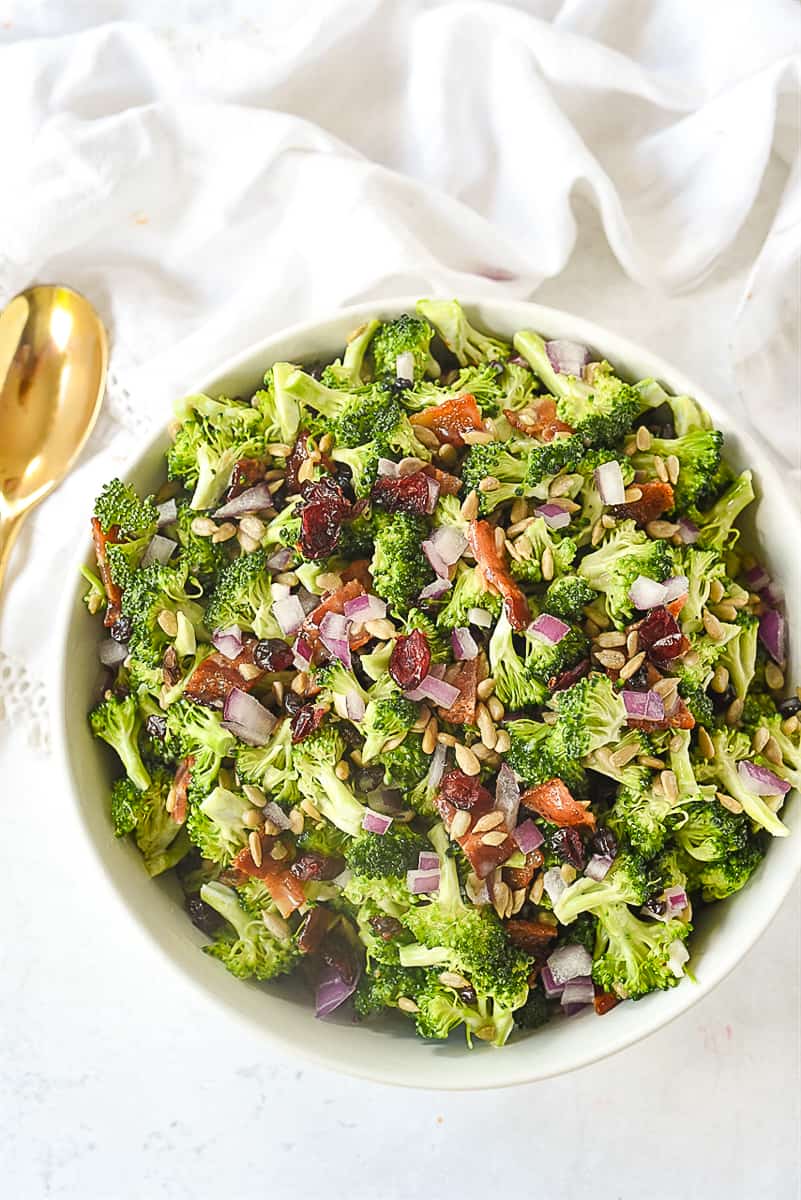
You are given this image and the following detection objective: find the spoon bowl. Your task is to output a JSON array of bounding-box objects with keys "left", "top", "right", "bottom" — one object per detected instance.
[{"left": 0, "top": 284, "right": 107, "bottom": 587}]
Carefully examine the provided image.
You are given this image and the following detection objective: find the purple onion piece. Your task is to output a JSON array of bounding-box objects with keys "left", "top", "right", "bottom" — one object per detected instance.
[
  {"left": 214, "top": 482, "right": 274, "bottom": 519},
  {"left": 452, "top": 626, "right": 479, "bottom": 661},
  {"left": 512, "top": 819, "right": 544, "bottom": 854},
  {"left": 221, "top": 687, "right": 277, "bottom": 746},
  {"left": 528, "top": 613, "right": 570, "bottom": 645},
  {"left": 315, "top": 959, "right": 359, "bottom": 1019},
  {"left": 758, "top": 608, "right": 785, "bottom": 665}
]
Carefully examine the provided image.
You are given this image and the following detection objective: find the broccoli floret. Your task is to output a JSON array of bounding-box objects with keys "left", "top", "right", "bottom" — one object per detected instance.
[
  {"left": 400, "top": 825, "right": 529, "bottom": 1039},
  {"left": 200, "top": 881, "right": 299, "bottom": 981},
  {"left": 489, "top": 610, "right": 547, "bottom": 710},
  {"left": 513, "top": 985, "right": 552, "bottom": 1031},
  {"left": 678, "top": 682, "right": 716, "bottom": 728},
  {"left": 460, "top": 440, "right": 530, "bottom": 514},
  {"left": 329, "top": 441, "right": 382, "bottom": 498},
  {"left": 572, "top": 451, "right": 634, "bottom": 546},
  {"left": 542, "top": 574, "right": 597, "bottom": 621},
  {"left": 748, "top": 713, "right": 801, "bottom": 795},
  {"left": 547, "top": 673, "right": 628, "bottom": 760},
  {"left": 204, "top": 549, "right": 280, "bottom": 639},
  {"left": 638, "top": 382, "right": 713, "bottom": 438},
  {"left": 164, "top": 699, "right": 235, "bottom": 802},
  {"left": 690, "top": 471, "right": 755, "bottom": 552},
  {"left": 370, "top": 512, "right": 433, "bottom": 614},
  {"left": 283, "top": 370, "right": 430, "bottom": 459},
  {"left": 404, "top": 362, "right": 508, "bottom": 416},
  {"left": 417, "top": 298, "right": 510, "bottom": 366},
  {"left": 312, "top": 661, "right": 370, "bottom": 723},
  {"left": 592, "top": 902, "right": 691, "bottom": 999},
  {"left": 578, "top": 519, "right": 672, "bottom": 626},
  {"left": 554, "top": 851, "right": 652, "bottom": 924},
  {"left": 503, "top": 717, "right": 589, "bottom": 797},
  {"left": 677, "top": 547, "right": 727, "bottom": 634},
  {"left": 346, "top": 825, "right": 430, "bottom": 879},
  {"left": 90, "top": 693, "right": 151, "bottom": 791},
  {"left": 694, "top": 842, "right": 765, "bottom": 901},
  {"left": 253, "top": 363, "right": 302, "bottom": 445},
  {"left": 261, "top": 496, "right": 302, "bottom": 549},
  {"left": 167, "top": 392, "right": 266, "bottom": 510},
  {"left": 120, "top": 559, "right": 206, "bottom": 668},
  {"left": 381, "top": 736, "right": 430, "bottom": 793},
  {"left": 631, "top": 429, "right": 723, "bottom": 512},
  {"left": 510, "top": 517, "right": 577, "bottom": 585},
  {"left": 94, "top": 477, "right": 159, "bottom": 538},
  {"left": 607, "top": 783, "right": 674, "bottom": 858},
  {"left": 370, "top": 314, "right": 438, "bottom": 382},
  {"left": 526, "top": 622, "right": 588, "bottom": 688},
  {"left": 109, "top": 768, "right": 190, "bottom": 876},
  {"left": 717, "top": 611, "right": 759, "bottom": 699},
  {"left": 320, "top": 318, "right": 380, "bottom": 389},
  {"left": 526, "top": 434, "right": 586, "bottom": 487},
  {"left": 354, "top": 961, "right": 427, "bottom": 1019},
  {"left": 296, "top": 819, "right": 351, "bottom": 860},
  {"left": 185, "top": 785, "right": 253, "bottom": 864},
  {"left": 696, "top": 728, "right": 790, "bottom": 838},
  {"left": 293, "top": 724, "right": 367, "bottom": 836},
  {"left": 361, "top": 694, "right": 417, "bottom": 762},
  {"left": 413, "top": 978, "right": 510, "bottom": 1044},
  {"left": 171, "top": 498, "right": 227, "bottom": 579},
  {"left": 673, "top": 626, "right": 741, "bottom": 694},
  {"left": 674, "top": 799, "right": 750, "bottom": 862},
  {"left": 436, "top": 564, "right": 502, "bottom": 632}
]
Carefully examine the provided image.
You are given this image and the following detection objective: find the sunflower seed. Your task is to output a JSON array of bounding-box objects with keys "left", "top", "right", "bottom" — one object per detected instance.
[
  {"left": 541, "top": 547, "right": 555, "bottom": 581},
  {"left": 710, "top": 664, "right": 730, "bottom": 693},
  {"left": 752, "top": 726, "right": 770, "bottom": 754},
  {"left": 618, "top": 651, "right": 646, "bottom": 682},
  {"left": 635, "top": 425, "right": 652, "bottom": 451},
  {"left": 156, "top": 609, "right": 178, "bottom": 636},
  {"left": 493, "top": 730, "right": 511, "bottom": 754},
  {"left": 624, "top": 486, "right": 643, "bottom": 503},
  {"left": 764, "top": 736, "right": 782, "bottom": 765},
  {"left": 725, "top": 696, "right": 744, "bottom": 725},
  {"left": 239, "top": 515, "right": 266, "bottom": 541},
  {"left": 397, "top": 996, "right": 419, "bottom": 1014},
  {"left": 666, "top": 454, "right": 680, "bottom": 485},
  {"left": 703, "top": 609, "right": 724, "bottom": 640},
  {"left": 709, "top": 578, "right": 725, "bottom": 603},
  {"left": 698, "top": 727, "right": 715, "bottom": 758},
  {"left": 661, "top": 769, "right": 679, "bottom": 803},
  {"left": 439, "top": 971, "right": 470, "bottom": 989},
  {"left": 595, "top": 649, "right": 626, "bottom": 670},
  {"left": 455, "top": 743, "right": 481, "bottom": 776},
  {"left": 450, "top": 810, "right": 471, "bottom": 838},
  {"left": 479, "top": 476, "right": 500, "bottom": 493},
  {"left": 492, "top": 880, "right": 512, "bottom": 918},
  {"left": 597, "top": 631, "right": 626, "bottom": 647},
  {"left": 717, "top": 791, "right": 743, "bottom": 814},
  {"left": 476, "top": 703, "right": 497, "bottom": 749},
  {"left": 482, "top": 830, "right": 508, "bottom": 847},
  {"left": 211, "top": 521, "right": 237, "bottom": 543},
  {"left": 638, "top": 754, "right": 666, "bottom": 770},
  {"left": 190, "top": 516, "right": 217, "bottom": 536},
  {"left": 646, "top": 519, "right": 679, "bottom": 539},
  {"left": 653, "top": 454, "right": 669, "bottom": 482},
  {"left": 477, "top": 676, "right": 496, "bottom": 700},
  {"left": 473, "top": 810, "right": 505, "bottom": 834},
  {"left": 713, "top": 602, "right": 738, "bottom": 622},
  {"left": 611, "top": 741, "right": 641, "bottom": 769},
  {"left": 248, "top": 831, "right": 263, "bottom": 867},
  {"left": 765, "top": 661, "right": 785, "bottom": 691}
]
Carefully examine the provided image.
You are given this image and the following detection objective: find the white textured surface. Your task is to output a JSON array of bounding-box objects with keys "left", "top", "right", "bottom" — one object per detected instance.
[{"left": 1, "top": 2, "right": 800, "bottom": 1195}]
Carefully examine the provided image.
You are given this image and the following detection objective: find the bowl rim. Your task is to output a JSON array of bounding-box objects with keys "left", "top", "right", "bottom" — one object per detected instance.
[{"left": 53, "top": 295, "right": 801, "bottom": 1090}]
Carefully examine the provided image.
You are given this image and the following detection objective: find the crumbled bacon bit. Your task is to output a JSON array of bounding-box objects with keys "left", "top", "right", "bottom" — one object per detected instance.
[
  {"left": 410, "top": 393, "right": 485, "bottom": 446},
  {"left": 423, "top": 464, "right": 462, "bottom": 495},
  {"left": 520, "top": 778, "right": 596, "bottom": 830},
  {"left": 504, "top": 396, "right": 573, "bottom": 442},
  {"left": 610, "top": 481, "right": 674, "bottom": 526},
  {"left": 91, "top": 517, "right": 123, "bottom": 627},
  {"left": 437, "top": 658, "right": 479, "bottom": 725},
  {"left": 593, "top": 990, "right": 620, "bottom": 1015},
  {"left": 231, "top": 843, "right": 306, "bottom": 917},
  {"left": 505, "top": 919, "right": 558, "bottom": 955},
  {"left": 436, "top": 780, "right": 515, "bottom": 879},
  {"left": 170, "top": 755, "right": 193, "bottom": 825},
  {"left": 468, "top": 520, "right": 531, "bottom": 630},
  {"left": 184, "top": 639, "right": 264, "bottom": 706}
]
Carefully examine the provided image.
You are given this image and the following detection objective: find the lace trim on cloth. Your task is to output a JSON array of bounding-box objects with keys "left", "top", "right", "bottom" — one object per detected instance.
[{"left": 0, "top": 650, "right": 50, "bottom": 750}]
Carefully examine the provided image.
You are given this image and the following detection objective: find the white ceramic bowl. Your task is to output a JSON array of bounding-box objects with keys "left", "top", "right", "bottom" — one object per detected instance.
[{"left": 55, "top": 297, "right": 801, "bottom": 1090}]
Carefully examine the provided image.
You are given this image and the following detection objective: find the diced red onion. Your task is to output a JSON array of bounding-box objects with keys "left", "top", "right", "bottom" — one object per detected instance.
[
  {"left": 584, "top": 854, "right": 613, "bottom": 881},
  {"left": 315, "top": 959, "right": 359, "bottom": 1018},
  {"left": 534, "top": 503, "right": 571, "bottom": 530},
  {"left": 762, "top": 580, "right": 784, "bottom": 609},
  {"left": 141, "top": 534, "right": 177, "bottom": 567},
  {"left": 363, "top": 808, "right": 393, "bottom": 835},
  {"left": 98, "top": 639, "right": 128, "bottom": 667},
  {"left": 664, "top": 885, "right": 688, "bottom": 914},
  {"left": 746, "top": 563, "right": 771, "bottom": 592},
  {"left": 547, "top": 943, "right": 593, "bottom": 984},
  {"left": 214, "top": 482, "right": 274, "bottom": 519},
  {"left": 628, "top": 575, "right": 668, "bottom": 610},
  {"left": 211, "top": 625, "right": 244, "bottom": 661},
  {"left": 271, "top": 582, "right": 291, "bottom": 601},
  {"left": 422, "top": 538, "right": 450, "bottom": 579},
  {"left": 263, "top": 801, "right": 291, "bottom": 831},
  {"left": 377, "top": 457, "right": 400, "bottom": 478},
  {"left": 343, "top": 592, "right": 386, "bottom": 621},
  {"left": 467, "top": 606, "right": 493, "bottom": 628},
  {"left": 426, "top": 742, "right": 447, "bottom": 792},
  {"left": 546, "top": 339, "right": 590, "bottom": 377},
  {"left": 425, "top": 475, "right": 440, "bottom": 514},
  {"left": 418, "top": 576, "right": 451, "bottom": 601},
  {"left": 418, "top": 851, "right": 440, "bottom": 871},
  {"left": 512, "top": 819, "right": 544, "bottom": 854},
  {"left": 543, "top": 866, "right": 567, "bottom": 905},
  {"left": 738, "top": 760, "right": 790, "bottom": 796},
  {"left": 395, "top": 351, "right": 416, "bottom": 381},
  {"left": 292, "top": 635, "right": 313, "bottom": 672},
  {"left": 676, "top": 517, "right": 699, "bottom": 545},
  {"left": 452, "top": 626, "right": 479, "bottom": 661},
  {"left": 662, "top": 575, "right": 689, "bottom": 603},
  {"left": 345, "top": 690, "right": 366, "bottom": 722},
  {"left": 560, "top": 976, "right": 594, "bottom": 1008},
  {"left": 668, "top": 939, "right": 689, "bottom": 979},
  {"left": 273, "top": 594, "right": 305, "bottom": 637},
  {"left": 222, "top": 688, "right": 277, "bottom": 746},
  {"left": 427, "top": 525, "right": 468, "bottom": 568},
  {"left": 266, "top": 546, "right": 293, "bottom": 572},
  {"left": 495, "top": 763, "right": 520, "bottom": 831},
  {"left": 594, "top": 460, "right": 625, "bottom": 506},
  {"left": 155, "top": 498, "right": 178, "bottom": 527},
  {"left": 759, "top": 608, "right": 785, "bottom": 665},
  {"left": 404, "top": 673, "right": 461, "bottom": 708},
  {"left": 540, "top": 963, "right": 565, "bottom": 999},
  {"left": 406, "top": 869, "right": 441, "bottom": 894},
  {"left": 528, "top": 613, "right": 570, "bottom": 645},
  {"left": 319, "top": 611, "right": 352, "bottom": 669},
  {"left": 622, "top": 689, "right": 665, "bottom": 722}
]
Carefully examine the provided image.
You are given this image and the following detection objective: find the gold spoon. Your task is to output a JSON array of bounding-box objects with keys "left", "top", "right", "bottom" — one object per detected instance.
[{"left": 0, "top": 285, "right": 108, "bottom": 594}]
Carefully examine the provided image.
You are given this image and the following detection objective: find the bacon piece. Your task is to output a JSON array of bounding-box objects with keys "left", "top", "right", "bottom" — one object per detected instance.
[
  {"left": 423, "top": 464, "right": 462, "bottom": 495},
  {"left": 410, "top": 393, "right": 484, "bottom": 446},
  {"left": 91, "top": 517, "right": 124, "bottom": 627},
  {"left": 520, "top": 778, "right": 596, "bottom": 831},
  {"left": 285, "top": 432, "right": 311, "bottom": 494},
  {"left": 225, "top": 458, "right": 265, "bottom": 501},
  {"left": 340, "top": 558, "right": 373, "bottom": 590},
  {"left": 594, "top": 990, "right": 620, "bottom": 1015},
  {"left": 171, "top": 755, "right": 193, "bottom": 825},
  {"left": 610, "top": 481, "right": 674, "bottom": 526},
  {"left": 184, "top": 640, "right": 265, "bottom": 706},
  {"left": 231, "top": 842, "right": 306, "bottom": 917},
  {"left": 505, "top": 919, "right": 558, "bottom": 956},
  {"left": 436, "top": 785, "right": 515, "bottom": 879},
  {"left": 666, "top": 593, "right": 688, "bottom": 619},
  {"left": 468, "top": 520, "right": 531, "bottom": 630},
  {"left": 504, "top": 396, "right": 573, "bottom": 443},
  {"left": 437, "top": 658, "right": 478, "bottom": 725},
  {"left": 302, "top": 578, "right": 371, "bottom": 653},
  {"left": 504, "top": 849, "right": 544, "bottom": 891}
]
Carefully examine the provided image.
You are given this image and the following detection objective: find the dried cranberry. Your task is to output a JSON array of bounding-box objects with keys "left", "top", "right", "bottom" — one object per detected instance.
[
  {"left": 637, "top": 606, "right": 689, "bottom": 665},
  {"left": 253, "top": 638, "right": 294, "bottom": 672},
  {"left": 338, "top": 722, "right": 362, "bottom": 748},
  {"left": 110, "top": 615, "right": 132, "bottom": 643},
  {"left": 319, "top": 933, "right": 358, "bottom": 986},
  {"left": 389, "top": 629, "right": 431, "bottom": 691},
  {"left": 285, "top": 432, "right": 310, "bottom": 494},
  {"left": 644, "top": 895, "right": 666, "bottom": 918},
  {"left": 145, "top": 713, "right": 167, "bottom": 740},
  {"left": 226, "top": 457, "right": 264, "bottom": 500},
  {"left": 458, "top": 985, "right": 478, "bottom": 1005},
  {"left": 355, "top": 765, "right": 386, "bottom": 793},
  {"left": 589, "top": 826, "right": 618, "bottom": 860},
  {"left": 298, "top": 477, "right": 352, "bottom": 560},
  {"left": 162, "top": 645, "right": 181, "bottom": 686},
  {"left": 290, "top": 852, "right": 345, "bottom": 881},
  {"left": 623, "top": 662, "right": 650, "bottom": 691},
  {"left": 283, "top": 690, "right": 304, "bottom": 716},
  {"left": 297, "top": 907, "right": 333, "bottom": 955},
  {"left": 290, "top": 703, "right": 326, "bottom": 743},
  {"left": 368, "top": 914, "right": 403, "bottom": 942},
  {"left": 370, "top": 471, "right": 432, "bottom": 516},
  {"left": 778, "top": 696, "right": 801, "bottom": 717},
  {"left": 550, "top": 827, "right": 586, "bottom": 871},
  {"left": 550, "top": 657, "right": 590, "bottom": 693},
  {"left": 186, "top": 895, "right": 223, "bottom": 936},
  {"left": 439, "top": 769, "right": 492, "bottom": 811}
]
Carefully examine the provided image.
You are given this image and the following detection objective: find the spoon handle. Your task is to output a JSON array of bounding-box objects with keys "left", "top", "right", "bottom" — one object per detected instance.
[{"left": 0, "top": 510, "right": 25, "bottom": 595}]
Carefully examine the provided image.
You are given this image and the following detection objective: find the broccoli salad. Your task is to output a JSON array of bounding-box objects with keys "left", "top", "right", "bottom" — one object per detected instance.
[{"left": 85, "top": 300, "right": 799, "bottom": 1046}]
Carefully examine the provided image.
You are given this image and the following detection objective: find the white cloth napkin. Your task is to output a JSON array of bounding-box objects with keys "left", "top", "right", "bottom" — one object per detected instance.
[{"left": 0, "top": 0, "right": 799, "bottom": 749}]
